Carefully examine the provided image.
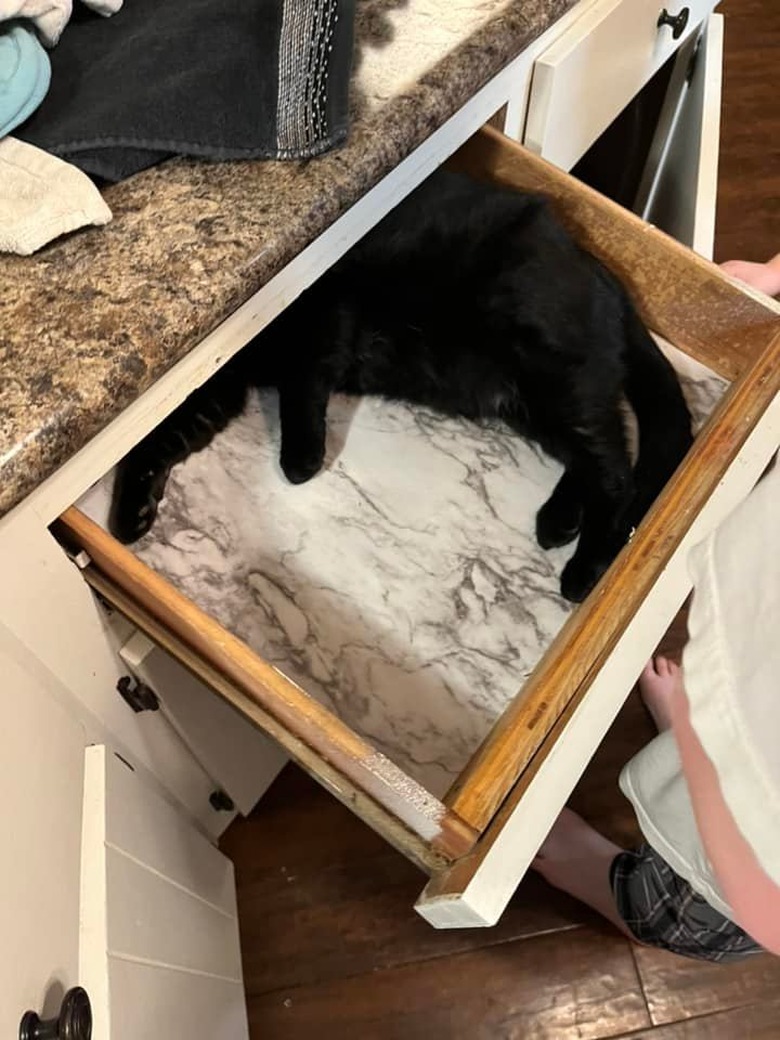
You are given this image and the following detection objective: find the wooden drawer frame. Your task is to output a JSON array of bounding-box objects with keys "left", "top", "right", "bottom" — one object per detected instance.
[{"left": 55, "top": 126, "right": 780, "bottom": 928}]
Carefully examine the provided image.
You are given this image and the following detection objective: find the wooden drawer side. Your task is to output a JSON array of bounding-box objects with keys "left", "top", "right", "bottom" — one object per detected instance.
[
  {"left": 445, "top": 325, "right": 780, "bottom": 832},
  {"left": 450, "top": 126, "right": 780, "bottom": 383},
  {"left": 54, "top": 508, "right": 478, "bottom": 872}
]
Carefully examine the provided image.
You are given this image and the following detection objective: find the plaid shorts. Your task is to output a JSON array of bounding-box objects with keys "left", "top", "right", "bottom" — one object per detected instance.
[{"left": 610, "top": 843, "right": 763, "bottom": 962}]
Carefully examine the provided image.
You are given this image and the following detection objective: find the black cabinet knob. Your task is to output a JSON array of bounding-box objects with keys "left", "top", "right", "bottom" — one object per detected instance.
[
  {"left": 657, "top": 6, "right": 690, "bottom": 39},
  {"left": 19, "top": 987, "right": 92, "bottom": 1040}
]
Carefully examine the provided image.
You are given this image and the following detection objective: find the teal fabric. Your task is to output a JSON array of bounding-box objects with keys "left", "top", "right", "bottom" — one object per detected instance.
[{"left": 0, "top": 20, "right": 51, "bottom": 138}]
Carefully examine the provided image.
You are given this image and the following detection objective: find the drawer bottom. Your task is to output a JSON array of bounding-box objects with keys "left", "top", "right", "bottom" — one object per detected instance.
[{"left": 78, "top": 340, "right": 726, "bottom": 798}]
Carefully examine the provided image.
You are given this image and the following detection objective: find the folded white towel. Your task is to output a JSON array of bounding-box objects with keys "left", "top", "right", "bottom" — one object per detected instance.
[
  {"left": 82, "top": 0, "right": 122, "bottom": 15},
  {"left": 0, "top": 0, "right": 72, "bottom": 48},
  {"left": 0, "top": 136, "right": 111, "bottom": 255},
  {"left": 0, "top": 0, "right": 122, "bottom": 48}
]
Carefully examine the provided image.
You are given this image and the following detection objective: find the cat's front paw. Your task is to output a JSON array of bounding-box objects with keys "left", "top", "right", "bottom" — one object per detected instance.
[
  {"left": 109, "top": 495, "right": 159, "bottom": 544},
  {"left": 536, "top": 496, "right": 582, "bottom": 550},
  {"left": 108, "top": 463, "right": 169, "bottom": 544},
  {"left": 280, "top": 449, "right": 325, "bottom": 485}
]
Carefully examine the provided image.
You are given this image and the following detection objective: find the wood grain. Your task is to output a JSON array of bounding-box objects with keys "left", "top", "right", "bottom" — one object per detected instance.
[
  {"left": 713, "top": 0, "right": 780, "bottom": 265},
  {"left": 54, "top": 509, "right": 478, "bottom": 868},
  {"left": 245, "top": 927, "right": 650, "bottom": 1040},
  {"left": 634, "top": 945, "right": 780, "bottom": 1027},
  {"left": 220, "top": 766, "right": 595, "bottom": 997},
  {"left": 619, "top": 1001, "right": 780, "bottom": 1039},
  {"left": 450, "top": 125, "right": 780, "bottom": 382}
]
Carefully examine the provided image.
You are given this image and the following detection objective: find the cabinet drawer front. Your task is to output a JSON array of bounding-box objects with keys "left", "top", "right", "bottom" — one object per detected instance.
[{"left": 525, "top": 0, "right": 716, "bottom": 170}]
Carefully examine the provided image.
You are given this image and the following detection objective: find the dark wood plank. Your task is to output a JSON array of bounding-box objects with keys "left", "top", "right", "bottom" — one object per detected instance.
[
  {"left": 634, "top": 945, "right": 780, "bottom": 1026},
  {"left": 221, "top": 766, "right": 607, "bottom": 995},
  {"left": 246, "top": 928, "right": 650, "bottom": 1040},
  {"left": 618, "top": 999, "right": 780, "bottom": 1038},
  {"left": 714, "top": 0, "right": 780, "bottom": 265}
]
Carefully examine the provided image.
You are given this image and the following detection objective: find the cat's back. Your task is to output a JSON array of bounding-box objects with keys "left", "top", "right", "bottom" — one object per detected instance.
[{"left": 344, "top": 171, "right": 551, "bottom": 280}]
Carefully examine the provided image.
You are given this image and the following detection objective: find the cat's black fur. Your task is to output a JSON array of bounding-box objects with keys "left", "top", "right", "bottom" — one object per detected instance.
[{"left": 110, "top": 171, "right": 693, "bottom": 602}]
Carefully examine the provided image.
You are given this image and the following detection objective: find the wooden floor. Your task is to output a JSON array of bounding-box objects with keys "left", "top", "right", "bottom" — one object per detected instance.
[{"left": 221, "top": 4, "right": 780, "bottom": 1036}]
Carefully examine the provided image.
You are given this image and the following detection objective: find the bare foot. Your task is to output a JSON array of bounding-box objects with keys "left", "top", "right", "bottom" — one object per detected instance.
[
  {"left": 720, "top": 254, "right": 780, "bottom": 298},
  {"left": 532, "top": 808, "right": 635, "bottom": 938},
  {"left": 639, "top": 656, "right": 684, "bottom": 731}
]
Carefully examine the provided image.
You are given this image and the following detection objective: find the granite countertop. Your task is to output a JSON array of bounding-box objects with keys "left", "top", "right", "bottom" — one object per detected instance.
[{"left": 0, "top": 0, "right": 576, "bottom": 521}]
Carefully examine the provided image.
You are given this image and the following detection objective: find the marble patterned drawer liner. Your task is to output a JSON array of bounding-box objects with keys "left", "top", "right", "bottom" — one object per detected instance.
[{"left": 79, "top": 341, "right": 727, "bottom": 797}]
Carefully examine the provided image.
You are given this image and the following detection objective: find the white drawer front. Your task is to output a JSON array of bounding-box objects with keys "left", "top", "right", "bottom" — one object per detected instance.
[{"left": 524, "top": 0, "right": 717, "bottom": 170}]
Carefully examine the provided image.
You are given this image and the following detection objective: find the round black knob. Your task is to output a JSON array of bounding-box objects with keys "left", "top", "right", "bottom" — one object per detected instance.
[
  {"left": 19, "top": 987, "right": 92, "bottom": 1040},
  {"left": 657, "top": 6, "right": 690, "bottom": 39}
]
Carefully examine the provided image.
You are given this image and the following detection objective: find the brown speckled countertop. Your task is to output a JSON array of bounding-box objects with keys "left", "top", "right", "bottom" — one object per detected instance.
[{"left": 0, "top": 0, "right": 576, "bottom": 520}]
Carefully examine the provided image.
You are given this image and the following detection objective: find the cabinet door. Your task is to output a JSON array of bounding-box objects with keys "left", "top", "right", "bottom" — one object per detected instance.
[
  {"left": 637, "top": 14, "right": 724, "bottom": 257},
  {"left": 0, "top": 629, "right": 85, "bottom": 1036},
  {"left": 81, "top": 745, "right": 249, "bottom": 1040},
  {"left": 119, "top": 630, "right": 287, "bottom": 821},
  {"left": 524, "top": 0, "right": 717, "bottom": 170}
]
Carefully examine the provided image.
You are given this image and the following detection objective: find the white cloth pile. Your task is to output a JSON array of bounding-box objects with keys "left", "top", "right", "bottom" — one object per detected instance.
[{"left": 0, "top": 0, "right": 121, "bottom": 254}]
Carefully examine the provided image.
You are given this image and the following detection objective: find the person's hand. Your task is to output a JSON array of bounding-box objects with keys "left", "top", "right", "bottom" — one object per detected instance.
[{"left": 720, "top": 254, "right": 780, "bottom": 298}]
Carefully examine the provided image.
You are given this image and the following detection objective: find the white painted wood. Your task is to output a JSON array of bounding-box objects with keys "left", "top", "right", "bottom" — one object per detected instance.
[
  {"left": 74, "top": 477, "right": 284, "bottom": 832},
  {"left": 81, "top": 746, "right": 248, "bottom": 1039},
  {"left": 20, "top": 2, "right": 598, "bottom": 529},
  {"left": 524, "top": 0, "right": 717, "bottom": 170},
  {"left": 120, "top": 631, "right": 287, "bottom": 820},
  {"left": 108, "top": 961, "right": 250, "bottom": 1040},
  {"left": 640, "top": 15, "right": 724, "bottom": 258},
  {"left": 0, "top": 506, "right": 235, "bottom": 835},
  {"left": 416, "top": 393, "right": 780, "bottom": 927},
  {"left": 0, "top": 627, "right": 85, "bottom": 1035}
]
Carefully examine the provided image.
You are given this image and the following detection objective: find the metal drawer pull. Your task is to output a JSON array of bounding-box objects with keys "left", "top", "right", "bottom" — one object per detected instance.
[
  {"left": 657, "top": 6, "right": 690, "bottom": 38},
  {"left": 19, "top": 987, "right": 92, "bottom": 1040}
]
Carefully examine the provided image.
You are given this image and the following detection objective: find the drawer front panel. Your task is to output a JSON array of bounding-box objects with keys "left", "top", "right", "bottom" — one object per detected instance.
[{"left": 525, "top": 0, "right": 716, "bottom": 170}]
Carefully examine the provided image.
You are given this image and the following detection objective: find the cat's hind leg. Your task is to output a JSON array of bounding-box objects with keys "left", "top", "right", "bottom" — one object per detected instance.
[{"left": 556, "top": 411, "right": 634, "bottom": 603}]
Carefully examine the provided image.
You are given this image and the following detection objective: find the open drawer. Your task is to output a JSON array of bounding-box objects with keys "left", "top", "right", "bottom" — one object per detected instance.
[{"left": 53, "top": 126, "right": 780, "bottom": 929}]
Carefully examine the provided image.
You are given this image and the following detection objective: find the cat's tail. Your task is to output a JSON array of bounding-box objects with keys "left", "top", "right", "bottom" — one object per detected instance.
[{"left": 621, "top": 300, "right": 694, "bottom": 528}]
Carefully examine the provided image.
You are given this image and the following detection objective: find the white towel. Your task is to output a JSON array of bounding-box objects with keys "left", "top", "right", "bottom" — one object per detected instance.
[
  {"left": 82, "top": 0, "right": 122, "bottom": 14},
  {"left": 0, "top": 1, "right": 72, "bottom": 48},
  {"left": 0, "top": 136, "right": 111, "bottom": 254},
  {"left": 0, "top": 0, "right": 122, "bottom": 48}
]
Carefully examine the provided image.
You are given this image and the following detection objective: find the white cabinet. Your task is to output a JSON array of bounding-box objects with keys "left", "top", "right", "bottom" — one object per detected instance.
[
  {"left": 0, "top": 648, "right": 247, "bottom": 1037},
  {"left": 0, "top": 630, "right": 84, "bottom": 1038},
  {"left": 81, "top": 746, "right": 249, "bottom": 1040},
  {"left": 521, "top": 2, "right": 723, "bottom": 258},
  {"left": 0, "top": 508, "right": 252, "bottom": 1036},
  {"left": 524, "top": 0, "right": 716, "bottom": 170},
  {"left": 637, "top": 14, "right": 724, "bottom": 257}
]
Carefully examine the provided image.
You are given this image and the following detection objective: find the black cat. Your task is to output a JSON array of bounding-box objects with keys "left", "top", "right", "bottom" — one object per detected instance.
[{"left": 109, "top": 170, "right": 693, "bottom": 602}]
